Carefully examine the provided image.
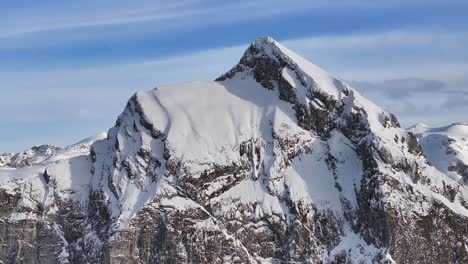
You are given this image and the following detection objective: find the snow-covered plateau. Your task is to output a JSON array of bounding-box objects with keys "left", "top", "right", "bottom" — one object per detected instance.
[{"left": 1, "top": 37, "right": 467, "bottom": 263}]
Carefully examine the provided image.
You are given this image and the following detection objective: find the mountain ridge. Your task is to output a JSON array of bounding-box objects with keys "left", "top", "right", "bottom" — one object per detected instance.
[
  {"left": 409, "top": 123, "right": 468, "bottom": 185},
  {"left": 0, "top": 37, "right": 467, "bottom": 263}
]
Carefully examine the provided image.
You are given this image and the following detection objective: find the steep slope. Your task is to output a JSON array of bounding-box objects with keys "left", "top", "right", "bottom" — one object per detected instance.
[
  {"left": 409, "top": 123, "right": 468, "bottom": 184},
  {"left": 84, "top": 37, "right": 468, "bottom": 263},
  {"left": 1, "top": 37, "right": 468, "bottom": 263}
]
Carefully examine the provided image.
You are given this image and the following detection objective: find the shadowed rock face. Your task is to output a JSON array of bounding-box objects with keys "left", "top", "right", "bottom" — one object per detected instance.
[{"left": 2, "top": 37, "right": 468, "bottom": 263}]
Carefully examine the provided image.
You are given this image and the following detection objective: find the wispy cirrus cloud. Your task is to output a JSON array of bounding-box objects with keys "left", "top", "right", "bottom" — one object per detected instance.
[
  {"left": 0, "top": 1, "right": 198, "bottom": 38},
  {"left": 0, "top": 0, "right": 351, "bottom": 39}
]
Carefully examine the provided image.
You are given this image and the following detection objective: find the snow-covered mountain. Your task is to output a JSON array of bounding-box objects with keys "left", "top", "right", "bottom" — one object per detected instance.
[
  {"left": 1, "top": 37, "right": 468, "bottom": 264},
  {"left": 0, "top": 132, "right": 107, "bottom": 168},
  {"left": 409, "top": 123, "right": 468, "bottom": 184}
]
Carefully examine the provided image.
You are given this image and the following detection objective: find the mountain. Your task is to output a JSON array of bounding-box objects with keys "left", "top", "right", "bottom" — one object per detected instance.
[
  {"left": 409, "top": 123, "right": 468, "bottom": 184},
  {"left": 0, "top": 132, "right": 107, "bottom": 168},
  {"left": 1, "top": 37, "right": 468, "bottom": 263}
]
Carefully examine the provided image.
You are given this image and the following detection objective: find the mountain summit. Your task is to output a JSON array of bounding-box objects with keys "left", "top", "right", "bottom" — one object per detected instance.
[{"left": 1, "top": 37, "right": 468, "bottom": 263}]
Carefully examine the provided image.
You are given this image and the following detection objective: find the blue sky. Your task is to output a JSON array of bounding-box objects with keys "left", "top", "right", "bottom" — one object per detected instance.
[{"left": 1, "top": 0, "right": 468, "bottom": 152}]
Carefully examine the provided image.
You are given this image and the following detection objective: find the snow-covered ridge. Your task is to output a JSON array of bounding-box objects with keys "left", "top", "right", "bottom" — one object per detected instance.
[
  {"left": 69, "top": 132, "right": 108, "bottom": 149},
  {"left": 0, "top": 132, "right": 107, "bottom": 168},
  {"left": 218, "top": 36, "right": 398, "bottom": 136},
  {"left": 0, "top": 131, "right": 107, "bottom": 233},
  {"left": 409, "top": 123, "right": 468, "bottom": 184},
  {"left": 251, "top": 36, "right": 344, "bottom": 99},
  {"left": 407, "top": 122, "right": 430, "bottom": 134},
  {"left": 409, "top": 122, "right": 468, "bottom": 139}
]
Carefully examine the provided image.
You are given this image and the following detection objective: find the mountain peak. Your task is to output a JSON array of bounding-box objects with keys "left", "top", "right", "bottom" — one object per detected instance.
[
  {"left": 68, "top": 132, "right": 107, "bottom": 148},
  {"left": 253, "top": 36, "right": 276, "bottom": 46},
  {"left": 217, "top": 36, "right": 347, "bottom": 102},
  {"left": 453, "top": 122, "right": 468, "bottom": 127},
  {"left": 409, "top": 122, "right": 468, "bottom": 139},
  {"left": 407, "top": 123, "right": 430, "bottom": 134},
  {"left": 251, "top": 36, "right": 284, "bottom": 53}
]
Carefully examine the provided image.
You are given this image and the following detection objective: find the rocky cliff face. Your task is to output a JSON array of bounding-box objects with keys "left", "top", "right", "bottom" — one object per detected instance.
[{"left": 1, "top": 37, "right": 468, "bottom": 264}]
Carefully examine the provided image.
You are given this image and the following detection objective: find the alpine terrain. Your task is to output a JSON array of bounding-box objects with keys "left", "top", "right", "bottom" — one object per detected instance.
[
  {"left": 1, "top": 37, "right": 468, "bottom": 264},
  {"left": 409, "top": 123, "right": 468, "bottom": 186}
]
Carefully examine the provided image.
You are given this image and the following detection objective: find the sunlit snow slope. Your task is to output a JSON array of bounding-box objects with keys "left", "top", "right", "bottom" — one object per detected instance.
[
  {"left": 1, "top": 37, "right": 468, "bottom": 264},
  {"left": 409, "top": 123, "right": 468, "bottom": 184}
]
